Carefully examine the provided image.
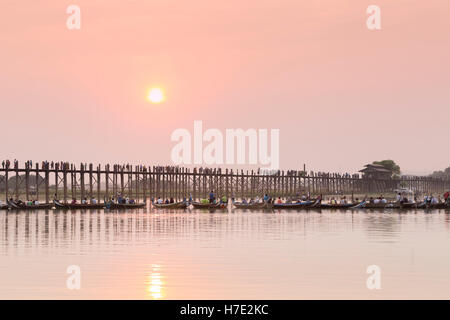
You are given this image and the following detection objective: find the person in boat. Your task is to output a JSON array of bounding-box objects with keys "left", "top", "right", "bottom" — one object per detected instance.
[
  {"left": 91, "top": 198, "right": 97, "bottom": 204},
  {"left": 373, "top": 197, "right": 380, "bottom": 204},
  {"left": 221, "top": 195, "right": 227, "bottom": 204},
  {"left": 431, "top": 195, "right": 438, "bottom": 204},
  {"left": 263, "top": 194, "right": 269, "bottom": 203},
  {"left": 396, "top": 193, "right": 402, "bottom": 202},
  {"left": 209, "top": 190, "right": 215, "bottom": 204},
  {"left": 157, "top": 197, "right": 163, "bottom": 204},
  {"left": 81, "top": 198, "right": 87, "bottom": 204},
  {"left": 242, "top": 198, "right": 248, "bottom": 204},
  {"left": 444, "top": 191, "right": 449, "bottom": 202},
  {"left": 277, "top": 197, "right": 283, "bottom": 204},
  {"left": 316, "top": 194, "right": 323, "bottom": 203},
  {"left": 169, "top": 198, "right": 174, "bottom": 203},
  {"left": 34, "top": 199, "right": 40, "bottom": 205},
  {"left": 27, "top": 200, "right": 33, "bottom": 206},
  {"left": 71, "top": 198, "right": 77, "bottom": 204},
  {"left": 165, "top": 199, "right": 169, "bottom": 204},
  {"left": 130, "top": 199, "right": 136, "bottom": 204},
  {"left": 340, "top": 197, "right": 347, "bottom": 204},
  {"left": 249, "top": 198, "right": 255, "bottom": 204},
  {"left": 381, "top": 196, "right": 387, "bottom": 204}
]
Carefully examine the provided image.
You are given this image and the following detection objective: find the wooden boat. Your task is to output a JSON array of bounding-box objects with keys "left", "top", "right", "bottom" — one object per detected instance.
[
  {"left": 191, "top": 202, "right": 227, "bottom": 209},
  {"left": 273, "top": 201, "right": 315, "bottom": 209},
  {"left": 318, "top": 203, "right": 357, "bottom": 209},
  {"left": 53, "top": 200, "right": 105, "bottom": 210},
  {"left": 232, "top": 202, "right": 273, "bottom": 210},
  {"left": 7, "top": 199, "right": 54, "bottom": 210},
  {"left": 387, "top": 202, "right": 417, "bottom": 209},
  {"left": 153, "top": 201, "right": 188, "bottom": 209},
  {"left": 417, "top": 202, "right": 449, "bottom": 210},
  {"left": 361, "top": 202, "right": 387, "bottom": 209},
  {"left": 105, "top": 202, "right": 146, "bottom": 209}
]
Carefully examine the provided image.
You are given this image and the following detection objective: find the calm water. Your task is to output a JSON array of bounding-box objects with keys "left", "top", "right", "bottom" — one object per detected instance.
[{"left": 1, "top": 207, "right": 450, "bottom": 299}]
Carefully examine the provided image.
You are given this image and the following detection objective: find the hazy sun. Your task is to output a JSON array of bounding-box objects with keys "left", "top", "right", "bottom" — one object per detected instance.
[{"left": 147, "top": 88, "right": 164, "bottom": 104}]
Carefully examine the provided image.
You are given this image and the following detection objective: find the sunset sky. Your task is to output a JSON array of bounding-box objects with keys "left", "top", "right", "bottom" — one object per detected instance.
[{"left": 1, "top": 1, "right": 448, "bottom": 175}]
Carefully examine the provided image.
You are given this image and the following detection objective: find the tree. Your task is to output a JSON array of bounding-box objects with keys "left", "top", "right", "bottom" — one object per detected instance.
[
  {"left": 372, "top": 160, "right": 401, "bottom": 177},
  {"left": 429, "top": 166, "right": 450, "bottom": 179}
]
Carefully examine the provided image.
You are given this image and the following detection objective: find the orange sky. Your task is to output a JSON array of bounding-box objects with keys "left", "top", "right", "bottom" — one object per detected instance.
[{"left": 1, "top": 1, "right": 448, "bottom": 174}]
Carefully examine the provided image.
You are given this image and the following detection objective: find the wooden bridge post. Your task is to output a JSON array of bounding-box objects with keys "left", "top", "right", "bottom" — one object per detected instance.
[
  {"left": 80, "top": 163, "right": 85, "bottom": 201},
  {"left": 120, "top": 166, "right": 125, "bottom": 196},
  {"left": 143, "top": 167, "right": 147, "bottom": 202},
  {"left": 15, "top": 164, "right": 19, "bottom": 200},
  {"left": 97, "top": 165, "right": 101, "bottom": 201},
  {"left": 45, "top": 163, "right": 49, "bottom": 203},
  {"left": 25, "top": 164, "right": 30, "bottom": 201},
  {"left": 54, "top": 164, "right": 59, "bottom": 200},
  {"left": 193, "top": 168, "right": 197, "bottom": 201},
  {"left": 128, "top": 166, "right": 132, "bottom": 199},
  {"left": 36, "top": 163, "right": 39, "bottom": 201},
  {"left": 5, "top": 166, "right": 9, "bottom": 202},
  {"left": 88, "top": 164, "right": 93, "bottom": 201},
  {"left": 135, "top": 166, "right": 139, "bottom": 202},
  {"left": 63, "top": 163, "right": 67, "bottom": 203}
]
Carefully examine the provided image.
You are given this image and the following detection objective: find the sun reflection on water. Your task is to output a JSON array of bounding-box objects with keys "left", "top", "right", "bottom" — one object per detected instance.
[{"left": 147, "top": 264, "right": 164, "bottom": 299}]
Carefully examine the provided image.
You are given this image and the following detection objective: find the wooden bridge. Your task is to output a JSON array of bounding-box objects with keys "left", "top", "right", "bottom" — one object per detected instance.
[{"left": 0, "top": 162, "right": 448, "bottom": 203}]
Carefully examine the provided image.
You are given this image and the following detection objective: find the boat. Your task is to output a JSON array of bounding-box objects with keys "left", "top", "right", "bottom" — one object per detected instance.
[
  {"left": 417, "top": 202, "right": 449, "bottom": 210},
  {"left": 318, "top": 203, "right": 357, "bottom": 209},
  {"left": 191, "top": 202, "right": 227, "bottom": 209},
  {"left": 387, "top": 202, "right": 417, "bottom": 209},
  {"left": 361, "top": 202, "right": 387, "bottom": 209},
  {"left": 232, "top": 201, "right": 273, "bottom": 210},
  {"left": 53, "top": 199, "right": 105, "bottom": 209},
  {"left": 153, "top": 201, "right": 189, "bottom": 209},
  {"left": 105, "top": 202, "right": 147, "bottom": 209},
  {"left": 273, "top": 200, "right": 315, "bottom": 209},
  {"left": 7, "top": 199, "right": 54, "bottom": 210}
]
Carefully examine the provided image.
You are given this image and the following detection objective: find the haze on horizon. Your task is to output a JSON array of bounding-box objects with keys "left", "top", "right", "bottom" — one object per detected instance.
[{"left": 0, "top": 1, "right": 448, "bottom": 175}]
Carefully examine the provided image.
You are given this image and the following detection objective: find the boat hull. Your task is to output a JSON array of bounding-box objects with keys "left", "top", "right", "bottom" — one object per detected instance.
[
  {"left": 7, "top": 200, "right": 53, "bottom": 210},
  {"left": 54, "top": 200, "right": 105, "bottom": 209},
  {"left": 233, "top": 202, "right": 273, "bottom": 210},
  {"left": 273, "top": 201, "right": 314, "bottom": 209},
  {"left": 153, "top": 201, "right": 188, "bottom": 209},
  {"left": 318, "top": 203, "right": 356, "bottom": 209},
  {"left": 191, "top": 202, "right": 227, "bottom": 209},
  {"left": 106, "top": 202, "right": 146, "bottom": 209}
]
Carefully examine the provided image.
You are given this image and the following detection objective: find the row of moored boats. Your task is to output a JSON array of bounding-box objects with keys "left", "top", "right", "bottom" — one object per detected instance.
[{"left": 1, "top": 198, "right": 449, "bottom": 211}]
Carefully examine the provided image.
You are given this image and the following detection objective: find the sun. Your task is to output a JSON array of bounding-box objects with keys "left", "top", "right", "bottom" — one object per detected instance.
[{"left": 147, "top": 88, "right": 165, "bottom": 104}]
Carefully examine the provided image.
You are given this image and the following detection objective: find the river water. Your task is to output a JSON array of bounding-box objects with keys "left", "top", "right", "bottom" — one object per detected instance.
[{"left": 1, "top": 207, "right": 449, "bottom": 299}]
